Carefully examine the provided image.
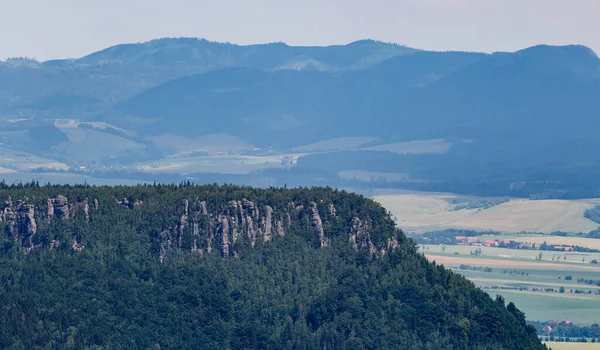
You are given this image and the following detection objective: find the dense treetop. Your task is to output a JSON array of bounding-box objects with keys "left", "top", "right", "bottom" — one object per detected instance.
[{"left": 0, "top": 183, "right": 545, "bottom": 349}]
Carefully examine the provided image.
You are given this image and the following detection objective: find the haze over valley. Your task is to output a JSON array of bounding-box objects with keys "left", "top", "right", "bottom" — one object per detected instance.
[{"left": 3, "top": 34, "right": 600, "bottom": 348}]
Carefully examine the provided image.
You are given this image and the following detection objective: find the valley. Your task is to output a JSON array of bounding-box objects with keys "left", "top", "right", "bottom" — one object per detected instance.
[{"left": 373, "top": 190, "right": 600, "bottom": 329}]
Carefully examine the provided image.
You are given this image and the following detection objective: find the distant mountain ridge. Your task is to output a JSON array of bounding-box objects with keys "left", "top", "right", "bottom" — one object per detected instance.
[{"left": 1, "top": 38, "right": 600, "bottom": 198}]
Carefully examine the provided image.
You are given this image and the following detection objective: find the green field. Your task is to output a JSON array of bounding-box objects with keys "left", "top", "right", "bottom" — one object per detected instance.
[
  {"left": 422, "top": 244, "right": 600, "bottom": 264},
  {"left": 421, "top": 245, "right": 600, "bottom": 325},
  {"left": 496, "top": 292, "right": 600, "bottom": 325}
]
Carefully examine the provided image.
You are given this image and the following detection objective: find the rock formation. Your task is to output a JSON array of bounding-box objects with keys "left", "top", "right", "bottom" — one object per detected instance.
[
  {"left": 310, "top": 202, "right": 327, "bottom": 247},
  {"left": 16, "top": 203, "right": 37, "bottom": 250},
  {"left": 72, "top": 199, "right": 90, "bottom": 222},
  {"left": 0, "top": 193, "right": 396, "bottom": 261},
  {"left": 52, "top": 195, "right": 70, "bottom": 219},
  {"left": 263, "top": 205, "right": 273, "bottom": 242},
  {"left": 219, "top": 214, "right": 230, "bottom": 257},
  {"left": 329, "top": 203, "right": 337, "bottom": 217},
  {"left": 117, "top": 198, "right": 130, "bottom": 208},
  {"left": 349, "top": 217, "right": 376, "bottom": 257},
  {"left": 2, "top": 198, "right": 16, "bottom": 238}
]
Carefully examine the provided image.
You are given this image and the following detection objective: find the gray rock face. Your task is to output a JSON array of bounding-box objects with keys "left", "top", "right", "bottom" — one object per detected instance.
[
  {"left": 1, "top": 194, "right": 396, "bottom": 261},
  {"left": 178, "top": 199, "right": 189, "bottom": 246},
  {"left": 54, "top": 195, "right": 70, "bottom": 218},
  {"left": 263, "top": 206, "right": 273, "bottom": 242},
  {"left": 310, "top": 202, "right": 327, "bottom": 247},
  {"left": 72, "top": 237, "right": 84, "bottom": 252},
  {"left": 117, "top": 198, "right": 130, "bottom": 208},
  {"left": 199, "top": 201, "right": 208, "bottom": 215},
  {"left": 219, "top": 214, "right": 230, "bottom": 257},
  {"left": 192, "top": 221, "right": 201, "bottom": 255},
  {"left": 46, "top": 198, "right": 54, "bottom": 222},
  {"left": 349, "top": 217, "right": 376, "bottom": 257},
  {"left": 73, "top": 199, "right": 90, "bottom": 222},
  {"left": 276, "top": 219, "right": 285, "bottom": 237},
  {"left": 1, "top": 198, "right": 37, "bottom": 250},
  {"left": 159, "top": 227, "right": 172, "bottom": 263},
  {"left": 2, "top": 198, "right": 16, "bottom": 238},
  {"left": 16, "top": 203, "right": 37, "bottom": 250}
]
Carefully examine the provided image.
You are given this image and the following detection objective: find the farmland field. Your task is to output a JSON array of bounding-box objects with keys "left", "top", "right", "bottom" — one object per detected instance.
[
  {"left": 422, "top": 247, "right": 600, "bottom": 325},
  {"left": 510, "top": 236, "right": 600, "bottom": 251},
  {"left": 373, "top": 190, "right": 600, "bottom": 233},
  {"left": 422, "top": 244, "right": 600, "bottom": 264},
  {"left": 545, "top": 342, "right": 600, "bottom": 349}
]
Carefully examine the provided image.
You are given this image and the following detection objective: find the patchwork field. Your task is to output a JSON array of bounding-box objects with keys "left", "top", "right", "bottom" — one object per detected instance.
[
  {"left": 423, "top": 246, "right": 600, "bottom": 325},
  {"left": 373, "top": 190, "right": 600, "bottom": 233},
  {"left": 0, "top": 145, "right": 69, "bottom": 171}
]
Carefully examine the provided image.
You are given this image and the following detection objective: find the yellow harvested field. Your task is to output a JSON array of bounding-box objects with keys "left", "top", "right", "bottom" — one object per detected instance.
[
  {"left": 373, "top": 191, "right": 600, "bottom": 233},
  {"left": 424, "top": 254, "right": 600, "bottom": 271}
]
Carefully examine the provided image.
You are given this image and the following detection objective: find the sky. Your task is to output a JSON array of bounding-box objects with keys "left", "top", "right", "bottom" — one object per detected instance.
[{"left": 0, "top": 0, "right": 598, "bottom": 61}]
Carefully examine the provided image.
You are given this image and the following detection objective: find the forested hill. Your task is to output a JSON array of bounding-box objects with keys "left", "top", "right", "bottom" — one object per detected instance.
[{"left": 0, "top": 183, "right": 544, "bottom": 349}]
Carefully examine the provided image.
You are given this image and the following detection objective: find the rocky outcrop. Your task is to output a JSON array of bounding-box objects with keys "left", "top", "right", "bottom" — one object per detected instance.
[
  {"left": 159, "top": 227, "right": 172, "bottom": 263},
  {"left": 178, "top": 200, "right": 189, "bottom": 247},
  {"left": 310, "top": 202, "right": 327, "bottom": 247},
  {"left": 72, "top": 199, "right": 90, "bottom": 222},
  {"left": 16, "top": 202, "right": 37, "bottom": 250},
  {"left": 1, "top": 192, "right": 397, "bottom": 261},
  {"left": 199, "top": 201, "right": 208, "bottom": 215},
  {"left": 46, "top": 199, "right": 54, "bottom": 222},
  {"left": 219, "top": 214, "right": 230, "bottom": 257},
  {"left": 276, "top": 219, "right": 285, "bottom": 236},
  {"left": 117, "top": 198, "right": 130, "bottom": 208},
  {"left": 349, "top": 217, "right": 376, "bottom": 257},
  {"left": 2, "top": 198, "right": 37, "bottom": 250},
  {"left": 263, "top": 205, "right": 273, "bottom": 242},
  {"left": 51, "top": 195, "right": 70, "bottom": 219},
  {"left": 191, "top": 221, "right": 201, "bottom": 255},
  {"left": 2, "top": 198, "right": 16, "bottom": 238},
  {"left": 157, "top": 198, "right": 288, "bottom": 260},
  {"left": 47, "top": 196, "right": 92, "bottom": 222},
  {"left": 50, "top": 239, "right": 61, "bottom": 250},
  {"left": 72, "top": 237, "right": 84, "bottom": 252}
]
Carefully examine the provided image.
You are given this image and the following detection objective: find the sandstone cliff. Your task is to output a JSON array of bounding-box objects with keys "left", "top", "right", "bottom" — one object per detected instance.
[{"left": 1, "top": 190, "right": 399, "bottom": 261}]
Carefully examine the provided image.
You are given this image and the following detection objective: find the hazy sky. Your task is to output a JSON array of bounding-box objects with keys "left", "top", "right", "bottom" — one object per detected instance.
[{"left": 1, "top": 0, "right": 598, "bottom": 60}]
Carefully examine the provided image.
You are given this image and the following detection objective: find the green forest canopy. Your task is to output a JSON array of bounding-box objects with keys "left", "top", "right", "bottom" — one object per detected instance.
[{"left": 0, "top": 183, "right": 545, "bottom": 349}]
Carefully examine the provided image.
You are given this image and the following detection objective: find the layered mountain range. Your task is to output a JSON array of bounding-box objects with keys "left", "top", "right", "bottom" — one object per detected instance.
[{"left": 1, "top": 38, "right": 599, "bottom": 197}]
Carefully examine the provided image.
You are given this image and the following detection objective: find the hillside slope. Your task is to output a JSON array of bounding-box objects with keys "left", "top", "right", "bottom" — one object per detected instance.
[{"left": 0, "top": 184, "right": 544, "bottom": 349}]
